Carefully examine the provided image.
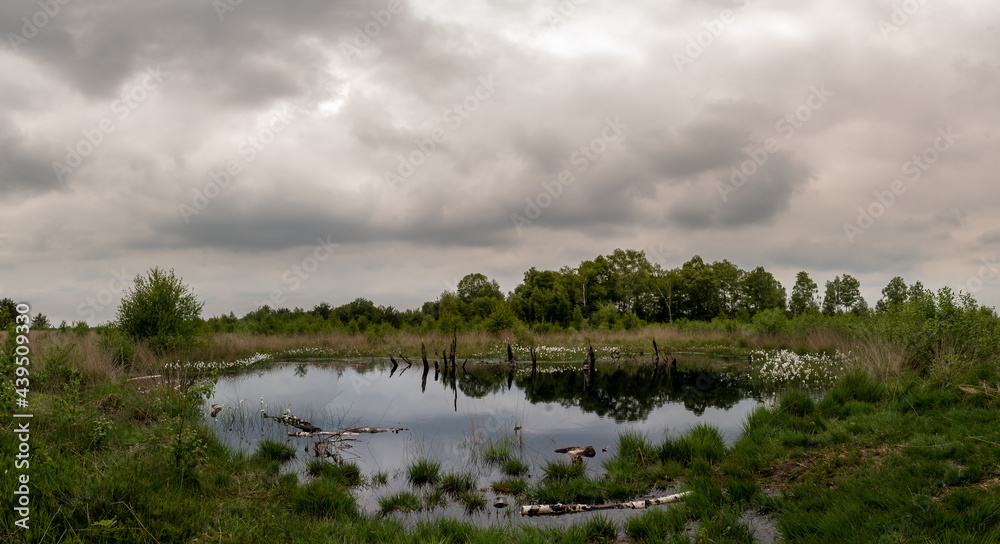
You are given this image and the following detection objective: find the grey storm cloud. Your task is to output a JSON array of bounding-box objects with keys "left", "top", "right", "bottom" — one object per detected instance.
[
  {"left": 667, "top": 152, "right": 813, "bottom": 229},
  {"left": 0, "top": 117, "right": 60, "bottom": 195},
  {"left": 2, "top": 0, "right": 1000, "bottom": 323}
]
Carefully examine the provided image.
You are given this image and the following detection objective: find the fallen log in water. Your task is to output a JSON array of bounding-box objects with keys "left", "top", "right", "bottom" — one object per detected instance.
[
  {"left": 554, "top": 446, "right": 596, "bottom": 457},
  {"left": 520, "top": 491, "right": 691, "bottom": 517},
  {"left": 262, "top": 411, "right": 322, "bottom": 433},
  {"left": 289, "top": 431, "right": 360, "bottom": 437},
  {"left": 287, "top": 426, "right": 407, "bottom": 438},
  {"left": 554, "top": 445, "right": 596, "bottom": 463}
]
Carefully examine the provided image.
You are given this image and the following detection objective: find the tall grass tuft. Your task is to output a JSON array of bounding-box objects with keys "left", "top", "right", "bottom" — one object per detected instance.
[
  {"left": 661, "top": 423, "right": 726, "bottom": 465},
  {"left": 625, "top": 507, "right": 688, "bottom": 541},
  {"left": 459, "top": 491, "right": 487, "bottom": 514},
  {"left": 306, "top": 459, "right": 361, "bottom": 486},
  {"left": 438, "top": 471, "right": 476, "bottom": 497},
  {"left": 378, "top": 491, "right": 423, "bottom": 514},
  {"left": 502, "top": 457, "right": 530, "bottom": 476},
  {"left": 615, "top": 430, "right": 657, "bottom": 467},
  {"left": 290, "top": 478, "right": 358, "bottom": 518},
  {"left": 541, "top": 459, "right": 586, "bottom": 481},
  {"left": 850, "top": 333, "right": 907, "bottom": 378},
  {"left": 254, "top": 439, "right": 296, "bottom": 463},
  {"left": 407, "top": 458, "right": 441, "bottom": 486},
  {"left": 479, "top": 435, "right": 515, "bottom": 465}
]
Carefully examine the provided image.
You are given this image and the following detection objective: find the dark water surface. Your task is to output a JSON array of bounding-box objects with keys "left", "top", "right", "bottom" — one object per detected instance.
[{"left": 204, "top": 357, "right": 775, "bottom": 537}]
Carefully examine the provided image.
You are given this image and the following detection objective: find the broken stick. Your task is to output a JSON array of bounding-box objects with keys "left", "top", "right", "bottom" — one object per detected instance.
[{"left": 520, "top": 491, "right": 691, "bottom": 517}]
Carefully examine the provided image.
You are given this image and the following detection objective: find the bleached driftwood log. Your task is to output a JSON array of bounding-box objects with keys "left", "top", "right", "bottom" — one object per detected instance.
[
  {"left": 520, "top": 491, "right": 691, "bottom": 517},
  {"left": 262, "top": 411, "right": 321, "bottom": 433},
  {"left": 287, "top": 426, "right": 407, "bottom": 437}
]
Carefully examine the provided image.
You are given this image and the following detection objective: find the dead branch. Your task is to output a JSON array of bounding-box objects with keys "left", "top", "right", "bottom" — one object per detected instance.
[
  {"left": 520, "top": 491, "right": 691, "bottom": 516},
  {"left": 287, "top": 426, "right": 407, "bottom": 438},
  {"left": 262, "top": 411, "right": 321, "bottom": 433}
]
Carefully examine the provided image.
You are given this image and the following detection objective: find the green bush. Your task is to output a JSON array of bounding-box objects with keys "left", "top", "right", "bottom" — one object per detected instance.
[
  {"left": 589, "top": 303, "right": 622, "bottom": 331},
  {"left": 38, "top": 343, "right": 78, "bottom": 392},
  {"left": 483, "top": 302, "right": 526, "bottom": 334},
  {"left": 753, "top": 308, "right": 789, "bottom": 335},
  {"left": 98, "top": 326, "right": 136, "bottom": 368},
  {"left": 116, "top": 267, "right": 204, "bottom": 354},
  {"left": 622, "top": 311, "right": 644, "bottom": 331}
]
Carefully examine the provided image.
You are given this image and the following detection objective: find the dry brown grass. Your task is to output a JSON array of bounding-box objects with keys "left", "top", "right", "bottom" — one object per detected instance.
[
  {"left": 805, "top": 328, "right": 850, "bottom": 353},
  {"left": 22, "top": 331, "right": 117, "bottom": 385},
  {"left": 848, "top": 333, "right": 908, "bottom": 378},
  {"left": 7, "top": 322, "right": 892, "bottom": 389}
]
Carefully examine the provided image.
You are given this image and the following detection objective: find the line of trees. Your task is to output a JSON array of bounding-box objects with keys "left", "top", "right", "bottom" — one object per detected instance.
[
  {"left": 0, "top": 248, "right": 957, "bottom": 337},
  {"left": 196, "top": 249, "right": 920, "bottom": 335}
]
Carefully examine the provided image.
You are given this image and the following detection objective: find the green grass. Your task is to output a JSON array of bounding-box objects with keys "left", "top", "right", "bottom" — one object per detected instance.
[
  {"left": 458, "top": 490, "right": 487, "bottom": 514},
  {"left": 615, "top": 430, "right": 657, "bottom": 466},
  {"left": 529, "top": 475, "right": 605, "bottom": 505},
  {"left": 423, "top": 487, "right": 448, "bottom": 510},
  {"left": 306, "top": 459, "right": 362, "bottom": 486},
  {"left": 578, "top": 515, "right": 620, "bottom": 543},
  {"left": 502, "top": 457, "right": 530, "bottom": 476},
  {"left": 660, "top": 423, "right": 726, "bottom": 465},
  {"left": 541, "top": 459, "right": 587, "bottom": 481},
  {"left": 438, "top": 470, "right": 476, "bottom": 497},
  {"left": 10, "top": 326, "right": 1000, "bottom": 543},
  {"left": 378, "top": 491, "right": 423, "bottom": 514},
  {"left": 290, "top": 478, "right": 359, "bottom": 518},
  {"left": 491, "top": 477, "right": 528, "bottom": 495},
  {"left": 625, "top": 507, "right": 688, "bottom": 542},
  {"left": 370, "top": 470, "right": 389, "bottom": 486},
  {"left": 253, "top": 439, "right": 297, "bottom": 463},
  {"left": 407, "top": 458, "right": 441, "bottom": 486},
  {"left": 479, "top": 435, "right": 517, "bottom": 465}
]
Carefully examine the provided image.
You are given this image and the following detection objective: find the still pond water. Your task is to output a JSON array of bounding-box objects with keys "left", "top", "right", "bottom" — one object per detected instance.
[{"left": 204, "top": 356, "right": 775, "bottom": 534}]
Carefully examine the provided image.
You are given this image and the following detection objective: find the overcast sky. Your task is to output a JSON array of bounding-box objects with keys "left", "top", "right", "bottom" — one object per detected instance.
[{"left": 1, "top": 0, "right": 998, "bottom": 325}]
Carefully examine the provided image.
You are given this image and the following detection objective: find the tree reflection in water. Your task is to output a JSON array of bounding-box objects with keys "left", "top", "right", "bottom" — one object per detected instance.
[{"left": 450, "top": 358, "right": 755, "bottom": 422}]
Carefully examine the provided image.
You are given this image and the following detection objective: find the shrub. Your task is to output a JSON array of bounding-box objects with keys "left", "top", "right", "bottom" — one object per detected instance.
[
  {"left": 98, "top": 326, "right": 136, "bottom": 368},
  {"left": 753, "top": 308, "right": 789, "bottom": 335},
  {"left": 116, "top": 267, "right": 204, "bottom": 353},
  {"left": 483, "top": 302, "right": 526, "bottom": 334},
  {"left": 622, "top": 311, "right": 643, "bottom": 331}
]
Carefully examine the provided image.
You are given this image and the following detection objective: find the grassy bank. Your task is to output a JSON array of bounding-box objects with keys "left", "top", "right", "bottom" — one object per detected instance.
[
  {"left": 13, "top": 320, "right": 858, "bottom": 378},
  {"left": 2, "top": 323, "right": 998, "bottom": 542}
]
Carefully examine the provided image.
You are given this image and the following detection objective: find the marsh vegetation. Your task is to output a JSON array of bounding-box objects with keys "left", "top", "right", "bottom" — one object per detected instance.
[{"left": 3, "top": 261, "right": 1000, "bottom": 542}]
